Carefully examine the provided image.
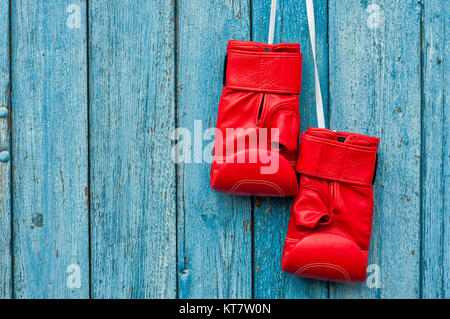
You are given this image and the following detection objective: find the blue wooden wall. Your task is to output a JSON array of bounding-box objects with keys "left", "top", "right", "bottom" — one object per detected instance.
[{"left": 0, "top": 0, "right": 448, "bottom": 299}]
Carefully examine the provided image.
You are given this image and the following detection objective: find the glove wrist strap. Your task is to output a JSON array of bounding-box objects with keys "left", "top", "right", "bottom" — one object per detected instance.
[
  {"left": 296, "top": 131, "right": 379, "bottom": 187},
  {"left": 225, "top": 50, "right": 302, "bottom": 94}
]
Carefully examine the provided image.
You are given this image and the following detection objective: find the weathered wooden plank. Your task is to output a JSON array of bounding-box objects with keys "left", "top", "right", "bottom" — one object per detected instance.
[
  {"left": 421, "top": 0, "right": 449, "bottom": 299},
  {"left": 89, "top": 0, "right": 176, "bottom": 298},
  {"left": 252, "top": 0, "right": 329, "bottom": 298},
  {"left": 328, "top": 0, "right": 421, "bottom": 298},
  {"left": 12, "top": 1, "right": 89, "bottom": 298},
  {"left": 176, "top": 0, "right": 252, "bottom": 298},
  {"left": 0, "top": 0, "right": 11, "bottom": 299},
  {"left": 443, "top": 2, "right": 450, "bottom": 299},
  {"left": 444, "top": 22, "right": 450, "bottom": 298}
]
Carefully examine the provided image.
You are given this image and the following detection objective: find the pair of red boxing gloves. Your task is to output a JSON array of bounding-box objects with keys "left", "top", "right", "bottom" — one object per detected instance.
[{"left": 210, "top": 40, "right": 380, "bottom": 283}]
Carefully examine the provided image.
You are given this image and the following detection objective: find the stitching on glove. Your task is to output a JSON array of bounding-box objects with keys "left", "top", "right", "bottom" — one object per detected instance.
[
  {"left": 294, "top": 263, "right": 350, "bottom": 283},
  {"left": 225, "top": 85, "right": 300, "bottom": 94},
  {"left": 228, "top": 52, "right": 302, "bottom": 59},
  {"left": 303, "top": 135, "right": 378, "bottom": 153},
  {"left": 298, "top": 169, "right": 370, "bottom": 186},
  {"left": 229, "top": 179, "right": 285, "bottom": 196}
]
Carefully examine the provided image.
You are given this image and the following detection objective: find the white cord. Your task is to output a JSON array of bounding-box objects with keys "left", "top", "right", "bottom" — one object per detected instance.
[
  {"left": 268, "top": 0, "right": 277, "bottom": 44},
  {"left": 268, "top": 0, "right": 325, "bottom": 128},
  {"left": 306, "top": 0, "right": 325, "bottom": 128}
]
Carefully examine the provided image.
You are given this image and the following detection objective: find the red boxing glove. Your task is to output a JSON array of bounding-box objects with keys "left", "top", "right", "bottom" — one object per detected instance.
[
  {"left": 281, "top": 127, "right": 380, "bottom": 282},
  {"left": 210, "top": 40, "right": 302, "bottom": 196}
]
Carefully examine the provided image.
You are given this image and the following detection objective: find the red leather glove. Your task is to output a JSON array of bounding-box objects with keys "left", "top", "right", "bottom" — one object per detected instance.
[
  {"left": 281, "top": 127, "right": 380, "bottom": 282},
  {"left": 210, "top": 40, "right": 302, "bottom": 196}
]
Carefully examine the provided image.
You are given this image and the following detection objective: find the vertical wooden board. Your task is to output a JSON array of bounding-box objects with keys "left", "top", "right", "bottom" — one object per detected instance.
[
  {"left": 328, "top": 0, "right": 421, "bottom": 298},
  {"left": 251, "top": 0, "right": 329, "bottom": 298},
  {"left": 0, "top": 0, "right": 11, "bottom": 299},
  {"left": 176, "top": 0, "right": 252, "bottom": 298},
  {"left": 421, "top": 0, "right": 449, "bottom": 299},
  {"left": 444, "top": 3, "right": 450, "bottom": 298},
  {"left": 12, "top": 1, "right": 89, "bottom": 298},
  {"left": 89, "top": 0, "right": 176, "bottom": 298},
  {"left": 444, "top": 18, "right": 450, "bottom": 298}
]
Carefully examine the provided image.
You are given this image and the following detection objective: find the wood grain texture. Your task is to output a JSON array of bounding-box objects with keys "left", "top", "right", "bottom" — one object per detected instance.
[
  {"left": 444, "top": 16, "right": 450, "bottom": 298},
  {"left": 89, "top": 0, "right": 176, "bottom": 298},
  {"left": 328, "top": 0, "right": 421, "bottom": 298},
  {"left": 11, "top": 0, "right": 89, "bottom": 298},
  {"left": 421, "top": 0, "right": 449, "bottom": 299},
  {"left": 0, "top": 0, "right": 447, "bottom": 299},
  {"left": 176, "top": 0, "right": 252, "bottom": 298},
  {"left": 0, "top": 0, "right": 11, "bottom": 299},
  {"left": 251, "top": 0, "right": 329, "bottom": 299},
  {"left": 443, "top": 1, "right": 450, "bottom": 298}
]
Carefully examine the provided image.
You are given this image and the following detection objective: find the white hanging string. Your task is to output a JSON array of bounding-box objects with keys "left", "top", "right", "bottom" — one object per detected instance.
[
  {"left": 268, "top": 0, "right": 325, "bottom": 128},
  {"left": 306, "top": 0, "right": 325, "bottom": 128},
  {"left": 268, "top": 0, "right": 277, "bottom": 44}
]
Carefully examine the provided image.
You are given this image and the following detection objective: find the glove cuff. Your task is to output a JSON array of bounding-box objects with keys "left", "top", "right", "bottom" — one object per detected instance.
[
  {"left": 296, "top": 128, "right": 380, "bottom": 187},
  {"left": 225, "top": 40, "right": 302, "bottom": 94}
]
